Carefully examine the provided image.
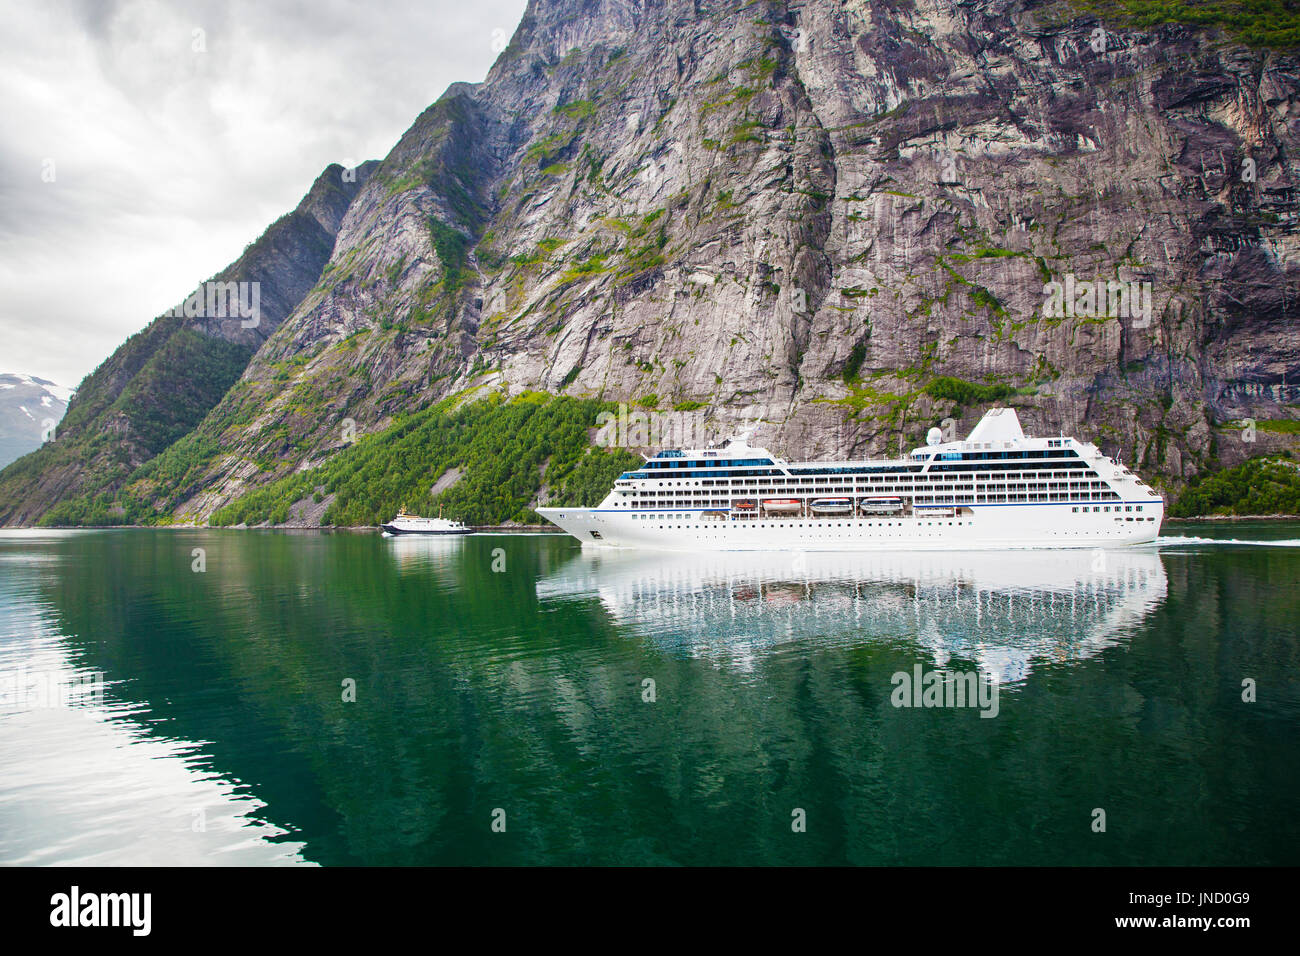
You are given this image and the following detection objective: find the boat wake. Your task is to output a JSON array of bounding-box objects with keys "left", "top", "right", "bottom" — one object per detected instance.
[{"left": 1155, "top": 535, "right": 1300, "bottom": 548}]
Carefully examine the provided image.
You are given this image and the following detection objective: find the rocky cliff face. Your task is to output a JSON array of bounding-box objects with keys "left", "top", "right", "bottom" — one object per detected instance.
[{"left": 6, "top": 0, "right": 1300, "bottom": 526}]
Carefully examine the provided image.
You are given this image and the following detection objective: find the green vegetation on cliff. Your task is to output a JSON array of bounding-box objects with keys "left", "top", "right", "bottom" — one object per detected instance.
[
  {"left": 1076, "top": 0, "right": 1300, "bottom": 48},
  {"left": 112, "top": 329, "right": 253, "bottom": 452},
  {"left": 922, "top": 376, "right": 1014, "bottom": 407},
  {"left": 1170, "top": 456, "right": 1300, "bottom": 517},
  {"left": 207, "top": 392, "right": 640, "bottom": 527},
  {"left": 37, "top": 428, "right": 229, "bottom": 528},
  {"left": 427, "top": 217, "right": 470, "bottom": 293}
]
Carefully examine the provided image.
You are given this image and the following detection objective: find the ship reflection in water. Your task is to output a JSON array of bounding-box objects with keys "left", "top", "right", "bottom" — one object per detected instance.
[
  {"left": 536, "top": 548, "right": 1168, "bottom": 681},
  {"left": 384, "top": 532, "right": 467, "bottom": 572}
]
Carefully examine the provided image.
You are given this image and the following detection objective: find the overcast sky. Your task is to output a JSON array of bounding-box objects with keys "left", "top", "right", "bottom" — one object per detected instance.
[{"left": 0, "top": 0, "right": 528, "bottom": 388}]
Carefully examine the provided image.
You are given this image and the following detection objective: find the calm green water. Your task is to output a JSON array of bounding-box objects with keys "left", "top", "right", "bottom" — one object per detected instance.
[{"left": 1, "top": 523, "right": 1297, "bottom": 866}]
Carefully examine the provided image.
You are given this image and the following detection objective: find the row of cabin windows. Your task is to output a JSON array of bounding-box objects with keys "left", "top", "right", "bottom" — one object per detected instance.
[
  {"left": 681, "top": 469, "right": 1096, "bottom": 484},
  {"left": 631, "top": 480, "right": 1115, "bottom": 497},
  {"left": 633, "top": 479, "right": 1116, "bottom": 493},
  {"left": 641, "top": 458, "right": 774, "bottom": 469},
  {"left": 625, "top": 458, "right": 1097, "bottom": 481},
  {"left": 635, "top": 486, "right": 1113, "bottom": 500},
  {"left": 632, "top": 515, "right": 965, "bottom": 527},
  {"left": 625, "top": 491, "right": 1124, "bottom": 509}
]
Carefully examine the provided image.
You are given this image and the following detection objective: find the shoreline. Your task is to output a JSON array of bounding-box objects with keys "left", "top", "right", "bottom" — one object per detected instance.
[
  {"left": 5, "top": 516, "right": 1299, "bottom": 532},
  {"left": 1163, "top": 514, "right": 1299, "bottom": 522}
]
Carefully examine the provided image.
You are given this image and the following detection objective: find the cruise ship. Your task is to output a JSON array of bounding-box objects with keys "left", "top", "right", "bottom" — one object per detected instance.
[{"left": 536, "top": 407, "right": 1164, "bottom": 551}]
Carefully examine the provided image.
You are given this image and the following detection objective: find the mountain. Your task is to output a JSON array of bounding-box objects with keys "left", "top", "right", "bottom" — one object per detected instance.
[
  {"left": 4, "top": 0, "right": 1300, "bottom": 527},
  {"left": 0, "top": 161, "right": 377, "bottom": 524},
  {"left": 0, "top": 375, "right": 71, "bottom": 469}
]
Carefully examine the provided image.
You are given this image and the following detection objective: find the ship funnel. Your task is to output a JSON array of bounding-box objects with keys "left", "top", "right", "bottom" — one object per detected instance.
[{"left": 965, "top": 407, "right": 1026, "bottom": 444}]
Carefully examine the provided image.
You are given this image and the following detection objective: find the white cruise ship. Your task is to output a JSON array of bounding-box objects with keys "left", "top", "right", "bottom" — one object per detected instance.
[{"left": 536, "top": 407, "right": 1164, "bottom": 551}]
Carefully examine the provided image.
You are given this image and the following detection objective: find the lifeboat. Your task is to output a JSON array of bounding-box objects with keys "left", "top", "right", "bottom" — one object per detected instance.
[
  {"left": 732, "top": 499, "right": 756, "bottom": 511},
  {"left": 761, "top": 498, "right": 802, "bottom": 515},
  {"left": 809, "top": 497, "right": 854, "bottom": 515},
  {"left": 859, "top": 496, "right": 904, "bottom": 514}
]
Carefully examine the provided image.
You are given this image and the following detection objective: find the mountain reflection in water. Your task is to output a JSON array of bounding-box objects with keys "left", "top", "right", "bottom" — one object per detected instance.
[{"left": 2, "top": 528, "right": 1295, "bottom": 866}]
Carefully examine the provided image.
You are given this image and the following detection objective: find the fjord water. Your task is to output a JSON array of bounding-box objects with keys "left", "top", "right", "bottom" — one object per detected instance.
[{"left": 1, "top": 525, "right": 1297, "bottom": 866}]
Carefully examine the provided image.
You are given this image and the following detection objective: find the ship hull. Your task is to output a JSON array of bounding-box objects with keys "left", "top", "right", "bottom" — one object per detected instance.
[{"left": 535, "top": 503, "right": 1162, "bottom": 552}]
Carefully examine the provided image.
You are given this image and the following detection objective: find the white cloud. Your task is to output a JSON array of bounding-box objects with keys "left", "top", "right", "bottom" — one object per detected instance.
[{"left": 0, "top": 0, "right": 528, "bottom": 389}]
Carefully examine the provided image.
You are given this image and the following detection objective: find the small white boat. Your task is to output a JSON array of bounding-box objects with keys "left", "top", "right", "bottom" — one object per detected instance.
[
  {"left": 761, "top": 498, "right": 802, "bottom": 515},
  {"left": 381, "top": 509, "right": 473, "bottom": 536},
  {"left": 809, "top": 497, "right": 854, "bottom": 515}
]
